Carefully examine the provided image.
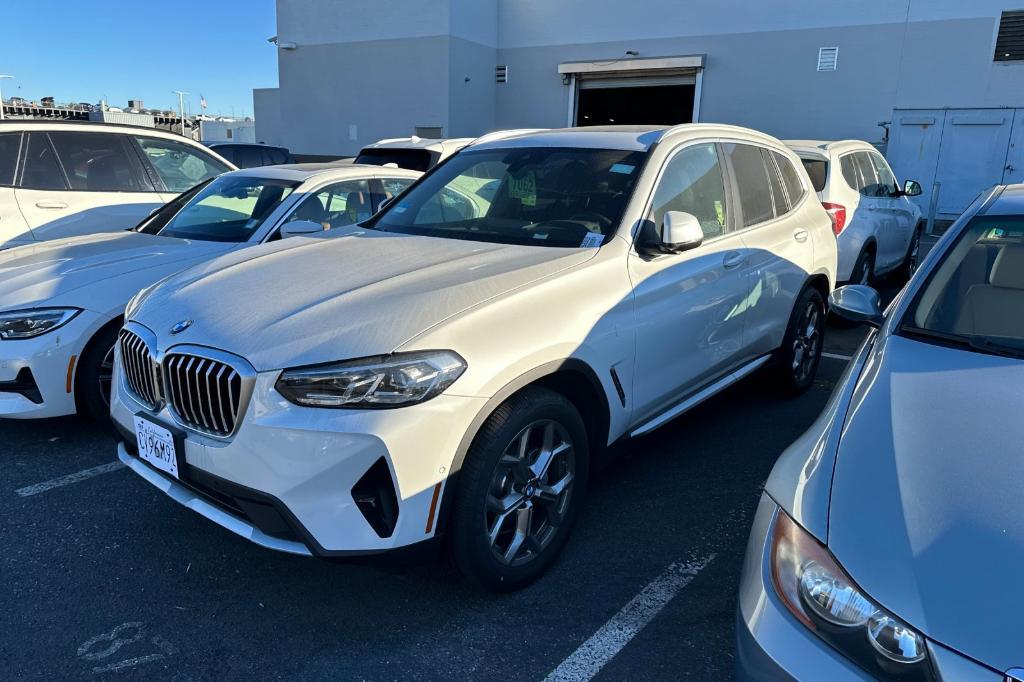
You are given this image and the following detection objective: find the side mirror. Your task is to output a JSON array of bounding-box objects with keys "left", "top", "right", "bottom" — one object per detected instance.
[
  {"left": 661, "top": 211, "right": 704, "bottom": 253},
  {"left": 829, "top": 285, "right": 885, "bottom": 328},
  {"left": 279, "top": 219, "right": 326, "bottom": 239},
  {"left": 903, "top": 180, "right": 923, "bottom": 197}
]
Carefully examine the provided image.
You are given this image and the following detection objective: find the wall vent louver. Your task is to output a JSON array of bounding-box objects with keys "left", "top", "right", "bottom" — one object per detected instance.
[
  {"left": 817, "top": 47, "right": 839, "bottom": 72},
  {"left": 495, "top": 65, "right": 508, "bottom": 83},
  {"left": 995, "top": 11, "right": 1024, "bottom": 61}
]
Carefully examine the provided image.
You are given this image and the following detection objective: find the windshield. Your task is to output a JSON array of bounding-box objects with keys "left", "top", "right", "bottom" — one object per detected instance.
[
  {"left": 369, "top": 147, "right": 647, "bottom": 248},
  {"left": 901, "top": 214, "right": 1024, "bottom": 358},
  {"left": 354, "top": 148, "right": 435, "bottom": 171},
  {"left": 155, "top": 175, "right": 298, "bottom": 242}
]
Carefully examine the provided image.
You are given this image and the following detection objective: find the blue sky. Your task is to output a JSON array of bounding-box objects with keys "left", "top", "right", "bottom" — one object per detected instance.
[{"left": 1, "top": 0, "right": 277, "bottom": 117}]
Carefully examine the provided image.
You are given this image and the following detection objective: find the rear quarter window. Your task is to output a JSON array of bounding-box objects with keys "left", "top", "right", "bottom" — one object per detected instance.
[
  {"left": 724, "top": 143, "right": 775, "bottom": 227},
  {"left": 0, "top": 132, "right": 20, "bottom": 186},
  {"left": 799, "top": 158, "right": 827, "bottom": 193}
]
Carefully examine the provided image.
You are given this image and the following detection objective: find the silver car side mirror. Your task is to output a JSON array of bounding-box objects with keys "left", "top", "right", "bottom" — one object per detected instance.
[
  {"left": 661, "top": 211, "right": 704, "bottom": 253},
  {"left": 279, "top": 219, "right": 325, "bottom": 239},
  {"left": 830, "top": 285, "right": 885, "bottom": 328}
]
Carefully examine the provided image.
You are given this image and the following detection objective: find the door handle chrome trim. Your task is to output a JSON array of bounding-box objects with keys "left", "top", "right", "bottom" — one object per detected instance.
[
  {"left": 722, "top": 251, "right": 747, "bottom": 269},
  {"left": 35, "top": 201, "right": 69, "bottom": 209},
  {"left": 793, "top": 229, "right": 809, "bottom": 243}
]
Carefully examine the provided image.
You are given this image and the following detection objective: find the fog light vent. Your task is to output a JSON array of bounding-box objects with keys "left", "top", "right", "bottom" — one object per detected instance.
[{"left": 352, "top": 457, "right": 400, "bottom": 538}]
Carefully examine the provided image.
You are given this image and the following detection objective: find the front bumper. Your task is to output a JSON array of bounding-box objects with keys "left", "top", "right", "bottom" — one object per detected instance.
[
  {"left": 0, "top": 309, "right": 104, "bottom": 419},
  {"left": 111, "top": 346, "right": 488, "bottom": 557},
  {"left": 736, "top": 493, "right": 1000, "bottom": 681}
]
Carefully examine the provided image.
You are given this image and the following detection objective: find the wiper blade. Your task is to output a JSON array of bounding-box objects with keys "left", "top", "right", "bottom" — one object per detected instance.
[{"left": 901, "top": 326, "right": 1024, "bottom": 359}]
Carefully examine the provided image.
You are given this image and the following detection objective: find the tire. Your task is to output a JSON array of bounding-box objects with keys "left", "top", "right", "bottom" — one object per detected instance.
[
  {"left": 849, "top": 247, "right": 875, "bottom": 286},
  {"left": 773, "top": 286, "right": 825, "bottom": 396},
  {"left": 448, "top": 386, "right": 589, "bottom": 592},
  {"left": 74, "top": 324, "right": 120, "bottom": 424},
  {"left": 897, "top": 225, "right": 923, "bottom": 282}
]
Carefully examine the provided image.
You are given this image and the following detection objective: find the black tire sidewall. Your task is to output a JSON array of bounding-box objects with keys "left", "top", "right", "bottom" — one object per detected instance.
[
  {"left": 449, "top": 387, "right": 589, "bottom": 591},
  {"left": 776, "top": 286, "right": 825, "bottom": 394},
  {"left": 74, "top": 324, "right": 120, "bottom": 424},
  {"left": 851, "top": 248, "right": 875, "bottom": 286}
]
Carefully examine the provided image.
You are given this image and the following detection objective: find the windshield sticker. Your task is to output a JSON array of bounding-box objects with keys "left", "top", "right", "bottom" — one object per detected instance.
[
  {"left": 533, "top": 233, "right": 549, "bottom": 240},
  {"left": 392, "top": 203, "right": 409, "bottom": 214},
  {"left": 714, "top": 200, "right": 725, "bottom": 226},
  {"left": 509, "top": 172, "right": 537, "bottom": 207},
  {"left": 991, "top": 227, "right": 1006, "bottom": 238},
  {"left": 580, "top": 232, "right": 605, "bottom": 248},
  {"left": 610, "top": 163, "right": 635, "bottom": 175}
]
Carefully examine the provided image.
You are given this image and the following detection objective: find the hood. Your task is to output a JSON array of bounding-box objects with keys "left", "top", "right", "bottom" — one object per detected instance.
[
  {"left": 828, "top": 334, "right": 1024, "bottom": 672},
  {"left": 0, "top": 232, "right": 233, "bottom": 311},
  {"left": 130, "top": 228, "right": 595, "bottom": 370}
]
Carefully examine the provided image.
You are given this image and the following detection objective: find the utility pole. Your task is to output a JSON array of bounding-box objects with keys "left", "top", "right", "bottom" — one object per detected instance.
[
  {"left": 172, "top": 90, "right": 189, "bottom": 136},
  {"left": 0, "top": 76, "right": 13, "bottom": 121}
]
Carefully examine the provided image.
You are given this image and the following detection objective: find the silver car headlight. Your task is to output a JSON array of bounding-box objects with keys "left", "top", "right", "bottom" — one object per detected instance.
[
  {"left": 0, "top": 308, "right": 81, "bottom": 340},
  {"left": 769, "top": 510, "right": 930, "bottom": 674},
  {"left": 275, "top": 350, "right": 466, "bottom": 409}
]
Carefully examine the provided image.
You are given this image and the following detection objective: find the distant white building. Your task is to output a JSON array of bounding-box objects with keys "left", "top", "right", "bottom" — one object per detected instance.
[{"left": 198, "top": 118, "right": 257, "bottom": 144}]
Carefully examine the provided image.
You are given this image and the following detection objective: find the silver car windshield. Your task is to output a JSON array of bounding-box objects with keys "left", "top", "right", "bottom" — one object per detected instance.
[
  {"left": 902, "top": 215, "right": 1024, "bottom": 358},
  {"left": 368, "top": 147, "right": 647, "bottom": 248},
  {"left": 156, "top": 175, "right": 298, "bottom": 243}
]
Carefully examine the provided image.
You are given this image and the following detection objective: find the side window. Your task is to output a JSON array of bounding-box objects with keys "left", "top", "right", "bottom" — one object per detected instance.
[
  {"left": 724, "top": 143, "right": 774, "bottom": 227},
  {"left": 0, "top": 133, "right": 20, "bottom": 186},
  {"left": 869, "top": 153, "right": 898, "bottom": 196},
  {"left": 235, "top": 147, "right": 263, "bottom": 168},
  {"left": 775, "top": 152, "right": 807, "bottom": 206},
  {"left": 49, "top": 131, "right": 150, "bottom": 192},
  {"left": 839, "top": 154, "right": 861, "bottom": 191},
  {"left": 135, "top": 136, "right": 230, "bottom": 192},
  {"left": 650, "top": 143, "right": 729, "bottom": 239},
  {"left": 855, "top": 152, "right": 883, "bottom": 197},
  {"left": 799, "top": 158, "right": 827, "bottom": 193},
  {"left": 213, "top": 146, "right": 237, "bottom": 165},
  {"left": 373, "top": 177, "right": 415, "bottom": 209},
  {"left": 763, "top": 149, "right": 790, "bottom": 216},
  {"left": 269, "top": 149, "right": 289, "bottom": 165},
  {"left": 280, "top": 179, "right": 372, "bottom": 231},
  {"left": 20, "top": 133, "right": 68, "bottom": 190}
]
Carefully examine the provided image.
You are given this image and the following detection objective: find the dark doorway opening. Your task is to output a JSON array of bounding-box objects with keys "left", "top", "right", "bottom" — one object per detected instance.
[{"left": 576, "top": 84, "right": 695, "bottom": 127}]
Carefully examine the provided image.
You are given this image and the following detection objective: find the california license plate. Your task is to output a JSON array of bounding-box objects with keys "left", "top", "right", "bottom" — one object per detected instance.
[{"left": 134, "top": 415, "right": 180, "bottom": 480}]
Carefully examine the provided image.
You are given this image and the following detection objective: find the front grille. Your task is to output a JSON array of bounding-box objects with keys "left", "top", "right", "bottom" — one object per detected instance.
[
  {"left": 164, "top": 352, "right": 242, "bottom": 437},
  {"left": 119, "top": 329, "right": 160, "bottom": 408}
]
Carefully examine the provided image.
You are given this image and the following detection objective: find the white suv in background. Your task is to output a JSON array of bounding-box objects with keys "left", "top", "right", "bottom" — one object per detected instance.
[
  {"left": 787, "top": 140, "right": 922, "bottom": 283},
  {"left": 354, "top": 136, "right": 474, "bottom": 171},
  {"left": 0, "top": 121, "right": 234, "bottom": 249},
  {"left": 111, "top": 125, "right": 836, "bottom": 591}
]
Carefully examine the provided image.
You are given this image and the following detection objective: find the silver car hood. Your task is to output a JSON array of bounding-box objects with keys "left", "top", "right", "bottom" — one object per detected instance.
[
  {"left": 0, "top": 231, "right": 233, "bottom": 311},
  {"left": 828, "top": 334, "right": 1024, "bottom": 671},
  {"left": 129, "top": 228, "right": 595, "bottom": 370}
]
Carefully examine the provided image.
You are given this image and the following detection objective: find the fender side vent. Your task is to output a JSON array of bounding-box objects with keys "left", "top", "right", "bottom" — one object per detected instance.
[
  {"left": 352, "top": 457, "right": 400, "bottom": 538},
  {"left": 609, "top": 367, "right": 626, "bottom": 407}
]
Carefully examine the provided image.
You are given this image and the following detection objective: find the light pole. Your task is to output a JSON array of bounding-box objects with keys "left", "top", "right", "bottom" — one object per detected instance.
[
  {"left": 0, "top": 76, "right": 13, "bottom": 121},
  {"left": 172, "top": 90, "right": 189, "bottom": 137}
]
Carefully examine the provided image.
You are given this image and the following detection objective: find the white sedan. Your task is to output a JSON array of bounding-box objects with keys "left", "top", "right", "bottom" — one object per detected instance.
[
  {"left": 0, "top": 164, "right": 420, "bottom": 421},
  {"left": 787, "top": 140, "right": 923, "bottom": 284}
]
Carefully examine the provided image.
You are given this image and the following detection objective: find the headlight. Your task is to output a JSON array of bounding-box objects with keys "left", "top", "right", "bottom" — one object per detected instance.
[
  {"left": 770, "top": 510, "right": 930, "bottom": 677},
  {"left": 276, "top": 350, "right": 466, "bottom": 409},
  {"left": 0, "top": 308, "right": 80, "bottom": 340}
]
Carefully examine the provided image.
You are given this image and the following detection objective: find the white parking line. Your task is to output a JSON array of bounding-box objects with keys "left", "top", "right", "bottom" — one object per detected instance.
[
  {"left": 15, "top": 461, "right": 125, "bottom": 497},
  {"left": 543, "top": 554, "right": 715, "bottom": 682},
  {"left": 822, "top": 352, "right": 853, "bottom": 361}
]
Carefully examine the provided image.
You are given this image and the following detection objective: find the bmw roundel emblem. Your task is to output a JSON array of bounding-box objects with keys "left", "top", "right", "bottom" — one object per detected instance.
[{"left": 170, "top": 319, "right": 194, "bottom": 335}]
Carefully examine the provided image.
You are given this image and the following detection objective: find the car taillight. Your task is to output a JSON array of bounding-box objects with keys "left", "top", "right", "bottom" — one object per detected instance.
[{"left": 821, "top": 202, "right": 847, "bottom": 236}]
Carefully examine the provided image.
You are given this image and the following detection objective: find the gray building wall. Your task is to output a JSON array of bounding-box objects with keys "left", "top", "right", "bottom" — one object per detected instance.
[
  {"left": 253, "top": 87, "right": 282, "bottom": 146},
  {"left": 260, "top": 0, "right": 1024, "bottom": 153}
]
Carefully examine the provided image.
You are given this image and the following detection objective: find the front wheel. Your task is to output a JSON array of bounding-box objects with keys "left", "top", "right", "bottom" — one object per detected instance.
[
  {"left": 773, "top": 287, "right": 825, "bottom": 395},
  {"left": 75, "top": 325, "right": 120, "bottom": 424},
  {"left": 448, "top": 387, "right": 589, "bottom": 592}
]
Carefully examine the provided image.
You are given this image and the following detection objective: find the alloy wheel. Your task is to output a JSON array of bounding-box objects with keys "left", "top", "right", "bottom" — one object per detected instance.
[
  {"left": 98, "top": 344, "right": 115, "bottom": 407},
  {"left": 485, "top": 419, "right": 576, "bottom": 567},
  {"left": 791, "top": 301, "right": 822, "bottom": 384}
]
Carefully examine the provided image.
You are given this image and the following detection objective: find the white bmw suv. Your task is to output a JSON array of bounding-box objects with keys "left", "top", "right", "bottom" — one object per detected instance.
[{"left": 111, "top": 125, "right": 837, "bottom": 590}]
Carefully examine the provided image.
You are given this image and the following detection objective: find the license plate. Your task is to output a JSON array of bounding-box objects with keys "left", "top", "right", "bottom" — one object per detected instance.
[{"left": 134, "top": 416, "right": 180, "bottom": 480}]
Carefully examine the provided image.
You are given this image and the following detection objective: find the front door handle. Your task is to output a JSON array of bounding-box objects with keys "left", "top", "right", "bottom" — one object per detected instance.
[
  {"left": 35, "top": 201, "right": 69, "bottom": 209},
  {"left": 793, "top": 229, "right": 809, "bottom": 243},
  {"left": 723, "top": 251, "right": 747, "bottom": 269}
]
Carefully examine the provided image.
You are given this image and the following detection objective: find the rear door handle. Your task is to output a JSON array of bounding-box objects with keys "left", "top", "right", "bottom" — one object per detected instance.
[
  {"left": 35, "top": 201, "right": 69, "bottom": 209},
  {"left": 723, "top": 251, "right": 747, "bottom": 269},
  {"left": 793, "top": 229, "right": 809, "bottom": 243}
]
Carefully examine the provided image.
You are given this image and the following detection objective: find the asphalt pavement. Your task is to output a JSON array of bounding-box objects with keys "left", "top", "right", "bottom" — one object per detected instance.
[{"left": 0, "top": 278, "right": 906, "bottom": 681}]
